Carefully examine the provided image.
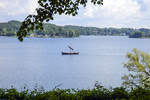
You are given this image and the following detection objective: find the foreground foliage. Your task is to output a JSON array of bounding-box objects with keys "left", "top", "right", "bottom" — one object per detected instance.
[
  {"left": 122, "top": 48, "right": 150, "bottom": 89},
  {"left": 0, "top": 84, "right": 150, "bottom": 100}
]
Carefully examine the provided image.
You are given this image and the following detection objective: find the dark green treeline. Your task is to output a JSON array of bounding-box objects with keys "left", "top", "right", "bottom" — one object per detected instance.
[{"left": 0, "top": 20, "right": 150, "bottom": 38}]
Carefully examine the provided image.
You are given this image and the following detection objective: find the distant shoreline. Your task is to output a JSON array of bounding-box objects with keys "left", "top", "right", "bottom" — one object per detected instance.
[
  {"left": 1, "top": 20, "right": 150, "bottom": 39},
  {"left": 0, "top": 35, "right": 148, "bottom": 39}
]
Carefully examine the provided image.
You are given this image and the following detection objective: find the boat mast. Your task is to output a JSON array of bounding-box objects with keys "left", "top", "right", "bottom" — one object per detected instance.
[{"left": 68, "top": 45, "right": 74, "bottom": 53}]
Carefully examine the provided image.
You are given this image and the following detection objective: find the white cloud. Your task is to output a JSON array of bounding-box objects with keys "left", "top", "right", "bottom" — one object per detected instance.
[
  {"left": 0, "top": 0, "right": 38, "bottom": 16},
  {"left": 84, "top": 0, "right": 141, "bottom": 20},
  {"left": 0, "top": 2, "right": 5, "bottom": 8},
  {"left": 141, "top": 0, "right": 150, "bottom": 17},
  {"left": 81, "top": 0, "right": 150, "bottom": 28},
  {"left": 0, "top": 0, "right": 150, "bottom": 28},
  {"left": 26, "top": 0, "right": 38, "bottom": 14}
]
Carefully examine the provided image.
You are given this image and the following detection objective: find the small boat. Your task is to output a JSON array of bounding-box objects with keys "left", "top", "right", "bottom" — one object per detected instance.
[
  {"left": 62, "top": 52, "right": 79, "bottom": 55},
  {"left": 62, "top": 45, "right": 79, "bottom": 55}
]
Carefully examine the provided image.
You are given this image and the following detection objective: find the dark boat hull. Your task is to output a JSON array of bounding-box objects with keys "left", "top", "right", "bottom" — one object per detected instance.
[{"left": 62, "top": 52, "right": 79, "bottom": 55}]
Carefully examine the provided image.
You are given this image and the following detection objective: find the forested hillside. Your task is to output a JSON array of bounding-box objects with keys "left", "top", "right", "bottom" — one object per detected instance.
[
  {"left": 64, "top": 25, "right": 150, "bottom": 38},
  {"left": 0, "top": 20, "right": 79, "bottom": 38},
  {"left": 0, "top": 20, "right": 150, "bottom": 38}
]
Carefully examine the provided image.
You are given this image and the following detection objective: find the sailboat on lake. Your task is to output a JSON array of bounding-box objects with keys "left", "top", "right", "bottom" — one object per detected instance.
[{"left": 62, "top": 45, "right": 79, "bottom": 55}]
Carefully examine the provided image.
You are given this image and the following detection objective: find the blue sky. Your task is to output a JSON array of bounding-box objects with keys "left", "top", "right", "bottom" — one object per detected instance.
[{"left": 0, "top": 0, "right": 150, "bottom": 28}]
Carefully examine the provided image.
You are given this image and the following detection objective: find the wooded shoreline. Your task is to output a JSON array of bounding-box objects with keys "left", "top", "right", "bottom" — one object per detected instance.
[{"left": 1, "top": 20, "right": 150, "bottom": 38}]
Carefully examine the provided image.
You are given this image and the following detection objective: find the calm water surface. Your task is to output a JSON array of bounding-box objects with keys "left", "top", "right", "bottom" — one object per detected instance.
[{"left": 0, "top": 36, "right": 150, "bottom": 90}]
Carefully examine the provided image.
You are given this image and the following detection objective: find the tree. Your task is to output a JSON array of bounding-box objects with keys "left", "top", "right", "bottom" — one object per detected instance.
[
  {"left": 17, "top": 0, "right": 103, "bottom": 41},
  {"left": 122, "top": 48, "right": 150, "bottom": 89},
  {"left": 129, "top": 31, "right": 144, "bottom": 38}
]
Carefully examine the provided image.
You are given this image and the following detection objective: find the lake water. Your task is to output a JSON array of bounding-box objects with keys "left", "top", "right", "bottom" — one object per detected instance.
[{"left": 0, "top": 36, "right": 150, "bottom": 90}]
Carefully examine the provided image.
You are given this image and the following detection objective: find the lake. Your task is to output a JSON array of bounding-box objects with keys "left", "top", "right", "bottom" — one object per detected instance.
[{"left": 0, "top": 36, "right": 150, "bottom": 90}]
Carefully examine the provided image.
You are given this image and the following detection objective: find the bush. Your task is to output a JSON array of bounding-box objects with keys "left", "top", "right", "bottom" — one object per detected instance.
[{"left": 0, "top": 84, "right": 150, "bottom": 100}]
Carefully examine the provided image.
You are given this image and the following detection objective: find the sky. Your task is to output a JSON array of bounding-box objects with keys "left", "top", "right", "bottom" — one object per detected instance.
[{"left": 0, "top": 0, "right": 150, "bottom": 28}]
